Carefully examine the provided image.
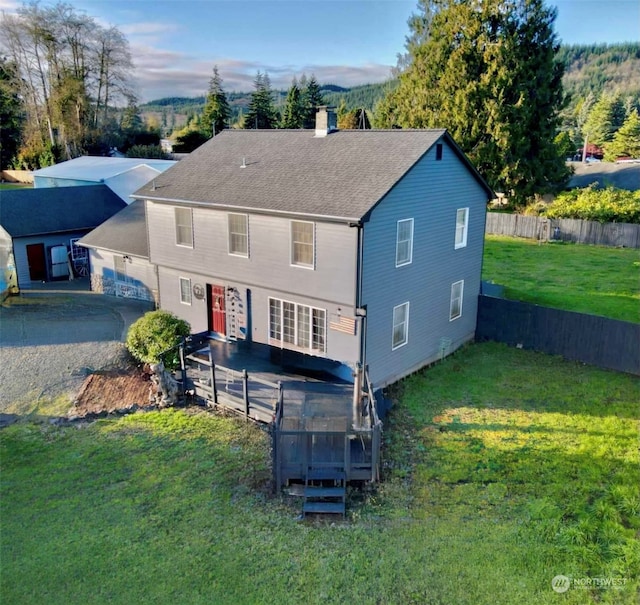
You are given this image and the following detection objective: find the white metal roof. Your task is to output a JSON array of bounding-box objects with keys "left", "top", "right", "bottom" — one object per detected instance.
[{"left": 33, "top": 156, "right": 176, "bottom": 182}]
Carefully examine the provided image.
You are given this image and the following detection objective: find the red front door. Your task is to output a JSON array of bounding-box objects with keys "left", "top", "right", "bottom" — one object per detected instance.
[
  {"left": 26, "top": 243, "right": 46, "bottom": 281},
  {"left": 207, "top": 284, "right": 226, "bottom": 336}
]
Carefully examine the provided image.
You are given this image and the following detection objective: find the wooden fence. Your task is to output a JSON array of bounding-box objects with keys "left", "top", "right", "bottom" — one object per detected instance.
[
  {"left": 486, "top": 213, "right": 640, "bottom": 248},
  {"left": 476, "top": 295, "right": 640, "bottom": 376}
]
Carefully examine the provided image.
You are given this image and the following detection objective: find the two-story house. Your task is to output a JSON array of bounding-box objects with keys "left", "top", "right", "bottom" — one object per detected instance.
[{"left": 133, "top": 108, "right": 492, "bottom": 389}]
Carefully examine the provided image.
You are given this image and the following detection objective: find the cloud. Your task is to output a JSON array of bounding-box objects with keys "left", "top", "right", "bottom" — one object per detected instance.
[
  {"left": 0, "top": 0, "right": 20, "bottom": 13},
  {"left": 131, "top": 46, "right": 394, "bottom": 102},
  {"left": 120, "top": 21, "right": 182, "bottom": 37}
]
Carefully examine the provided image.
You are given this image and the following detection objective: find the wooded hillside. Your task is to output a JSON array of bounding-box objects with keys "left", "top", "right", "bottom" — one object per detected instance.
[{"left": 141, "top": 43, "right": 640, "bottom": 132}]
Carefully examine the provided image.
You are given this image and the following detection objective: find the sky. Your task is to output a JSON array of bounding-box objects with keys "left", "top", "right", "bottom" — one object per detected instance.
[{"left": 1, "top": 0, "right": 638, "bottom": 102}]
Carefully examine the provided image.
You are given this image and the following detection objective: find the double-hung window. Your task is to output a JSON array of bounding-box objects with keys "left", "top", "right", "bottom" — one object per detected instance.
[
  {"left": 450, "top": 280, "right": 464, "bottom": 320},
  {"left": 392, "top": 302, "right": 410, "bottom": 349},
  {"left": 269, "top": 298, "right": 325, "bottom": 354},
  {"left": 228, "top": 213, "right": 249, "bottom": 257},
  {"left": 175, "top": 207, "right": 193, "bottom": 247},
  {"left": 455, "top": 208, "right": 469, "bottom": 249},
  {"left": 396, "top": 219, "right": 414, "bottom": 267},
  {"left": 291, "top": 220, "right": 314, "bottom": 268},
  {"left": 179, "top": 277, "right": 192, "bottom": 305}
]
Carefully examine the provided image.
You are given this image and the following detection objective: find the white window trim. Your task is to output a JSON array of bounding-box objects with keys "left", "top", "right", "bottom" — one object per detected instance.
[
  {"left": 450, "top": 280, "right": 464, "bottom": 321},
  {"left": 395, "top": 218, "right": 414, "bottom": 267},
  {"left": 392, "top": 302, "right": 410, "bottom": 350},
  {"left": 175, "top": 207, "right": 194, "bottom": 249},
  {"left": 227, "top": 212, "right": 249, "bottom": 258},
  {"left": 268, "top": 297, "right": 326, "bottom": 354},
  {"left": 179, "top": 276, "right": 192, "bottom": 305},
  {"left": 290, "top": 220, "right": 315, "bottom": 269},
  {"left": 455, "top": 208, "right": 469, "bottom": 250}
]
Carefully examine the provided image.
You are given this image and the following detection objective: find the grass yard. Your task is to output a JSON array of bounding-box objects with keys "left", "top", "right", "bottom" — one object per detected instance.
[
  {"left": 0, "top": 182, "right": 32, "bottom": 190},
  {"left": 1, "top": 343, "right": 638, "bottom": 604},
  {"left": 482, "top": 235, "right": 640, "bottom": 323}
]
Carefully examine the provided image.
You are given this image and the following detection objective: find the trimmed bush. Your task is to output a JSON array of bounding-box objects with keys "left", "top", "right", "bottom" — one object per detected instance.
[
  {"left": 126, "top": 310, "right": 191, "bottom": 370},
  {"left": 530, "top": 185, "right": 640, "bottom": 224}
]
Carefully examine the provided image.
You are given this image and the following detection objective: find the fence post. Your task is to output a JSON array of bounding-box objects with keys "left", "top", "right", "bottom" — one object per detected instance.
[
  {"left": 278, "top": 381, "right": 283, "bottom": 418},
  {"left": 208, "top": 342, "right": 217, "bottom": 405},
  {"left": 242, "top": 369, "right": 249, "bottom": 420}
]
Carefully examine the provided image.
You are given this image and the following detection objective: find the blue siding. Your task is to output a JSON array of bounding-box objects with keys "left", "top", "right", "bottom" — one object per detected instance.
[
  {"left": 362, "top": 140, "right": 488, "bottom": 387},
  {"left": 147, "top": 204, "right": 358, "bottom": 305},
  {"left": 156, "top": 266, "right": 361, "bottom": 364}
]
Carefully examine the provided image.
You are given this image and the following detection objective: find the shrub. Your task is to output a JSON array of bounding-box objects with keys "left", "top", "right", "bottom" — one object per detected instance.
[
  {"left": 533, "top": 185, "right": 640, "bottom": 224},
  {"left": 126, "top": 310, "right": 191, "bottom": 370}
]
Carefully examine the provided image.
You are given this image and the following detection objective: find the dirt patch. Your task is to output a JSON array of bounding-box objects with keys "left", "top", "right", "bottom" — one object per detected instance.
[{"left": 72, "top": 365, "right": 154, "bottom": 417}]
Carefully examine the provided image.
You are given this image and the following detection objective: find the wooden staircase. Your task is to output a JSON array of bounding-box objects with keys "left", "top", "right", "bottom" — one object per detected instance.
[{"left": 302, "top": 466, "right": 346, "bottom": 517}]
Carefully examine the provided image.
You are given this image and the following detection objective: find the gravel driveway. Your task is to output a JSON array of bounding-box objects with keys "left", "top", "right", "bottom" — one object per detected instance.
[{"left": 0, "top": 282, "right": 153, "bottom": 413}]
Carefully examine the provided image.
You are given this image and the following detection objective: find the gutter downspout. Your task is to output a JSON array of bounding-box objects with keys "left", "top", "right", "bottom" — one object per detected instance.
[{"left": 351, "top": 221, "right": 366, "bottom": 430}]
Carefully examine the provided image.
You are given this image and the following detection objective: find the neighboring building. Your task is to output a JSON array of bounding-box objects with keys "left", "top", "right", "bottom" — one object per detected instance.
[
  {"left": 0, "top": 185, "right": 125, "bottom": 293},
  {"left": 32, "top": 156, "right": 176, "bottom": 203},
  {"left": 132, "top": 108, "right": 492, "bottom": 388},
  {"left": 78, "top": 200, "right": 157, "bottom": 304}
]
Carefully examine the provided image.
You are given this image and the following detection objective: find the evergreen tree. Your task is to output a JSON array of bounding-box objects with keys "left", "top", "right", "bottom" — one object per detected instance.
[
  {"left": 201, "top": 66, "right": 230, "bottom": 137},
  {"left": 302, "top": 74, "right": 325, "bottom": 129},
  {"left": 120, "top": 97, "right": 143, "bottom": 132},
  {"left": 244, "top": 71, "right": 277, "bottom": 129},
  {"left": 582, "top": 91, "right": 626, "bottom": 148},
  {"left": 379, "top": 0, "right": 569, "bottom": 206},
  {"left": 280, "top": 79, "right": 305, "bottom": 128},
  {"left": 604, "top": 111, "right": 640, "bottom": 160},
  {"left": 0, "top": 57, "right": 24, "bottom": 169}
]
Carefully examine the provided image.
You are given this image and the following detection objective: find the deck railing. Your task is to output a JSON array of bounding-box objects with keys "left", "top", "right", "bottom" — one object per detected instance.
[
  {"left": 164, "top": 335, "right": 382, "bottom": 487},
  {"left": 185, "top": 342, "right": 283, "bottom": 423}
]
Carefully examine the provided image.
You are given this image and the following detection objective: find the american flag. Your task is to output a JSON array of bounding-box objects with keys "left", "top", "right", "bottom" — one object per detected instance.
[{"left": 329, "top": 315, "right": 356, "bottom": 335}]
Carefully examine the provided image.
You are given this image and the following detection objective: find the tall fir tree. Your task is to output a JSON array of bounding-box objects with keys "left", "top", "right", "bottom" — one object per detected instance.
[
  {"left": 280, "top": 79, "right": 305, "bottom": 128},
  {"left": 244, "top": 71, "right": 278, "bottom": 129},
  {"left": 201, "top": 66, "right": 230, "bottom": 137},
  {"left": 378, "top": 0, "right": 569, "bottom": 206},
  {"left": 302, "top": 75, "right": 325, "bottom": 129},
  {"left": 604, "top": 111, "right": 640, "bottom": 160},
  {"left": 582, "top": 91, "right": 626, "bottom": 148}
]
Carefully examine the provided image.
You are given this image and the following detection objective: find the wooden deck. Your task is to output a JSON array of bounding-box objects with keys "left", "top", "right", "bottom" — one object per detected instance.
[{"left": 170, "top": 335, "right": 382, "bottom": 489}]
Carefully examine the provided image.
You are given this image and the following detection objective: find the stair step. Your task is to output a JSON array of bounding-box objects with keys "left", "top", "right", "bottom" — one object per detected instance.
[
  {"left": 303, "top": 501, "right": 345, "bottom": 515},
  {"left": 304, "top": 486, "right": 346, "bottom": 499},
  {"left": 306, "top": 468, "right": 345, "bottom": 481}
]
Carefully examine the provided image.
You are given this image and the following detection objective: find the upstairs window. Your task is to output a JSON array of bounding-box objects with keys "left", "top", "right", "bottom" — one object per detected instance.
[
  {"left": 175, "top": 207, "right": 193, "bottom": 248},
  {"left": 450, "top": 280, "right": 464, "bottom": 321},
  {"left": 291, "top": 220, "right": 314, "bottom": 268},
  {"left": 396, "top": 219, "right": 414, "bottom": 267},
  {"left": 436, "top": 143, "right": 443, "bottom": 160},
  {"left": 392, "top": 302, "right": 410, "bottom": 349},
  {"left": 455, "top": 208, "right": 469, "bottom": 249},
  {"left": 228, "top": 213, "right": 249, "bottom": 257}
]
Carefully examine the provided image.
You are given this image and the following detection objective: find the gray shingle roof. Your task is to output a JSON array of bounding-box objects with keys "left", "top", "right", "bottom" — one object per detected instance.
[
  {"left": 0, "top": 185, "right": 126, "bottom": 237},
  {"left": 133, "top": 129, "right": 489, "bottom": 221},
  {"left": 78, "top": 199, "right": 148, "bottom": 258}
]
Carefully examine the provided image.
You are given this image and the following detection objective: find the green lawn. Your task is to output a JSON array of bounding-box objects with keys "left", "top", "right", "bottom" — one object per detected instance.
[
  {"left": 0, "top": 182, "right": 32, "bottom": 190},
  {"left": 482, "top": 235, "right": 640, "bottom": 323},
  {"left": 1, "top": 343, "right": 638, "bottom": 604}
]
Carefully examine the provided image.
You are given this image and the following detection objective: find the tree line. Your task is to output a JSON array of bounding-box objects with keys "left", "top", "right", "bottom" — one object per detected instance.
[
  {"left": 2, "top": 0, "right": 638, "bottom": 208},
  {"left": 0, "top": 1, "right": 163, "bottom": 169}
]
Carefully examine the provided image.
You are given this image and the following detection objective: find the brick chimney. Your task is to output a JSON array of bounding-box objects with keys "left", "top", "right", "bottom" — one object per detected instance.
[{"left": 315, "top": 106, "right": 337, "bottom": 137}]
